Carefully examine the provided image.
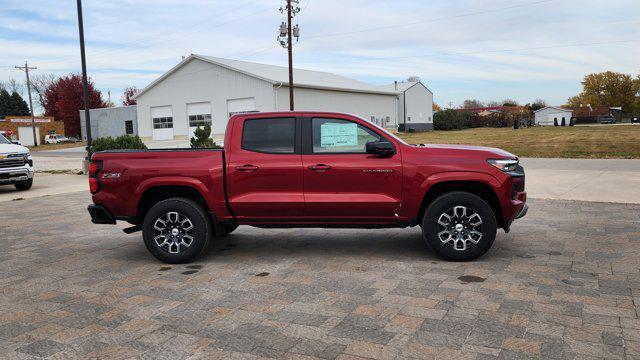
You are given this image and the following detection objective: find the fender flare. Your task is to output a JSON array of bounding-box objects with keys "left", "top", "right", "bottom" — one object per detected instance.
[
  {"left": 135, "top": 176, "right": 214, "bottom": 210},
  {"left": 419, "top": 171, "right": 501, "bottom": 195}
]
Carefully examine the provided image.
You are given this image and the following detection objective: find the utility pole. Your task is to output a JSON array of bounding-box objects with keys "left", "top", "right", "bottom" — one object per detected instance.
[
  {"left": 14, "top": 62, "right": 38, "bottom": 147},
  {"left": 277, "top": 0, "right": 300, "bottom": 111},
  {"left": 76, "top": 0, "right": 92, "bottom": 157}
]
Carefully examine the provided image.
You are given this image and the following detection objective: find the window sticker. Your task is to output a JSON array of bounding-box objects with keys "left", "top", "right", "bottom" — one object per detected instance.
[{"left": 320, "top": 122, "right": 358, "bottom": 147}]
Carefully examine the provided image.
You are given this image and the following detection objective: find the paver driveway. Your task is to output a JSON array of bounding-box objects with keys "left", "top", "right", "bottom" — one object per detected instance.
[{"left": 1, "top": 192, "right": 639, "bottom": 359}]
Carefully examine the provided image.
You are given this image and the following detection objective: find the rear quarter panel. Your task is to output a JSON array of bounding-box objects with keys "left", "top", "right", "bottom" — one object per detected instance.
[{"left": 91, "top": 150, "right": 229, "bottom": 220}]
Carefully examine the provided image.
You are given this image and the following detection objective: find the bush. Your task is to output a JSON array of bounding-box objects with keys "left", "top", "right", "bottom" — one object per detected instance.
[
  {"left": 434, "top": 109, "right": 472, "bottom": 130},
  {"left": 89, "top": 135, "right": 147, "bottom": 155},
  {"left": 190, "top": 124, "right": 222, "bottom": 148},
  {"left": 470, "top": 111, "right": 515, "bottom": 128}
]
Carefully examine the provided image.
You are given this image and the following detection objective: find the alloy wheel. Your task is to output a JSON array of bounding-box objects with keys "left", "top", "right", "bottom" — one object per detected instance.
[
  {"left": 153, "top": 212, "right": 195, "bottom": 254},
  {"left": 436, "top": 206, "right": 483, "bottom": 251}
]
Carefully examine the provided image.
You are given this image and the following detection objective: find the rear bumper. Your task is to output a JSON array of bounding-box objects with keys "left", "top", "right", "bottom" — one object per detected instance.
[{"left": 88, "top": 204, "right": 116, "bottom": 224}]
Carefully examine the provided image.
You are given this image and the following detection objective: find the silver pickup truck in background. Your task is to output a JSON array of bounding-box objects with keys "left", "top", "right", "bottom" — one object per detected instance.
[{"left": 0, "top": 133, "right": 34, "bottom": 191}]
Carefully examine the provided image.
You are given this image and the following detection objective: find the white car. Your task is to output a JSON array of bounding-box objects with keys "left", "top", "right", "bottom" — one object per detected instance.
[
  {"left": 0, "top": 133, "right": 34, "bottom": 191},
  {"left": 44, "top": 134, "right": 70, "bottom": 144}
]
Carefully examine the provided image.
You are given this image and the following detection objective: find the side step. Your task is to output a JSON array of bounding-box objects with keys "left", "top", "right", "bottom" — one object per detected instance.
[{"left": 123, "top": 225, "right": 142, "bottom": 234}]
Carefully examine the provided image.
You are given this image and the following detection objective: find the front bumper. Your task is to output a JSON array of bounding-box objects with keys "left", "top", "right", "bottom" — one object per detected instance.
[
  {"left": 88, "top": 204, "right": 117, "bottom": 224},
  {"left": 0, "top": 166, "right": 34, "bottom": 184}
]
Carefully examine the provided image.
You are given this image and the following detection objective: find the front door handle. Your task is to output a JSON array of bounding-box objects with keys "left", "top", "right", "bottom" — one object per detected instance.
[
  {"left": 235, "top": 164, "right": 259, "bottom": 172},
  {"left": 308, "top": 164, "right": 331, "bottom": 171}
]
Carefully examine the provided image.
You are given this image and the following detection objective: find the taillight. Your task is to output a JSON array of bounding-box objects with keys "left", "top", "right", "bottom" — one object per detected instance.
[{"left": 89, "top": 160, "right": 102, "bottom": 194}]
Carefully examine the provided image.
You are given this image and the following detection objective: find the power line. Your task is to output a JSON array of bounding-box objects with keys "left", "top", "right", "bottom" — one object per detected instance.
[{"left": 306, "top": 0, "right": 552, "bottom": 39}]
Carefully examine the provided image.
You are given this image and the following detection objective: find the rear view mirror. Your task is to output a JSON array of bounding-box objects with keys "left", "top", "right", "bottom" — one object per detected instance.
[{"left": 366, "top": 140, "right": 395, "bottom": 156}]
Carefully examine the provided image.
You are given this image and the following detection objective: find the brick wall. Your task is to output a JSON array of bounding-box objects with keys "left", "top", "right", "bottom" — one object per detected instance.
[{"left": 0, "top": 116, "right": 66, "bottom": 143}]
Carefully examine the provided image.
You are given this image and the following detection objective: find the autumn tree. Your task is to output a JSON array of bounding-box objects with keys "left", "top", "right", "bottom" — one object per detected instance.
[
  {"left": 43, "top": 74, "right": 107, "bottom": 136},
  {"left": 122, "top": 86, "right": 138, "bottom": 106},
  {"left": 462, "top": 99, "right": 484, "bottom": 109},
  {"left": 566, "top": 71, "right": 640, "bottom": 112},
  {"left": 433, "top": 103, "right": 442, "bottom": 112}
]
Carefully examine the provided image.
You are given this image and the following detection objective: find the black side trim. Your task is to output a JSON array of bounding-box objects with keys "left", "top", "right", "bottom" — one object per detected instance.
[
  {"left": 515, "top": 204, "right": 528, "bottom": 219},
  {"left": 88, "top": 204, "right": 116, "bottom": 224},
  {"left": 221, "top": 151, "right": 236, "bottom": 219}
]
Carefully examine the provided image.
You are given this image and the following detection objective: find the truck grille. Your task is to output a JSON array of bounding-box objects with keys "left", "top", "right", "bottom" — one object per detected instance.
[{"left": 0, "top": 155, "right": 26, "bottom": 169}]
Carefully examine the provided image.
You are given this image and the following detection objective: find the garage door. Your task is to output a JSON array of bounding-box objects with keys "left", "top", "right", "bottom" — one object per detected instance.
[
  {"left": 227, "top": 98, "right": 257, "bottom": 118},
  {"left": 187, "top": 102, "right": 212, "bottom": 140},
  {"left": 151, "top": 106, "right": 174, "bottom": 140},
  {"left": 18, "top": 126, "right": 40, "bottom": 146}
]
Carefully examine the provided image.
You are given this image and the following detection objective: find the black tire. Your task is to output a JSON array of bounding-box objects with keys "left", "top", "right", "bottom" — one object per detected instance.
[
  {"left": 217, "top": 223, "right": 238, "bottom": 237},
  {"left": 422, "top": 191, "right": 497, "bottom": 261},
  {"left": 142, "top": 198, "right": 212, "bottom": 264},
  {"left": 14, "top": 178, "right": 33, "bottom": 191}
]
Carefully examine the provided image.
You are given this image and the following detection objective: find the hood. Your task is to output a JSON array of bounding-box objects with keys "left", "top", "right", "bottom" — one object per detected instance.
[
  {"left": 413, "top": 143, "right": 517, "bottom": 159},
  {"left": 0, "top": 143, "right": 30, "bottom": 154}
]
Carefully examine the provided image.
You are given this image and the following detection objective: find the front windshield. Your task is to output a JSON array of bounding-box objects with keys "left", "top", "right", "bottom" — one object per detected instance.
[
  {"left": 360, "top": 117, "right": 408, "bottom": 145},
  {"left": 0, "top": 133, "right": 11, "bottom": 145}
]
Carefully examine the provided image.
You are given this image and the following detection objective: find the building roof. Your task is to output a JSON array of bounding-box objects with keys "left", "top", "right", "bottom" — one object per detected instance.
[
  {"left": 533, "top": 106, "right": 572, "bottom": 113},
  {"left": 378, "top": 80, "right": 433, "bottom": 94},
  {"left": 135, "top": 55, "right": 399, "bottom": 98},
  {"left": 457, "top": 106, "right": 525, "bottom": 113}
]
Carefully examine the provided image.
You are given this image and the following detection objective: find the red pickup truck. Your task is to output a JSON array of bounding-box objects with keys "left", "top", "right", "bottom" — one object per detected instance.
[{"left": 88, "top": 112, "right": 526, "bottom": 263}]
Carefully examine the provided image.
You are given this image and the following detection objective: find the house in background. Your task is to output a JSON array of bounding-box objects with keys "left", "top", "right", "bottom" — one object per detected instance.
[
  {"left": 571, "top": 106, "right": 622, "bottom": 124},
  {"left": 80, "top": 105, "right": 138, "bottom": 141},
  {"left": 534, "top": 106, "right": 573, "bottom": 126},
  {"left": 380, "top": 80, "right": 434, "bottom": 131}
]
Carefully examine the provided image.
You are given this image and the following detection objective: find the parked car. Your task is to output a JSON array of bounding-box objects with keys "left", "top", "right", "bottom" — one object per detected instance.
[
  {"left": 44, "top": 134, "right": 70, "bottom": 144},
  {"left": 0, "top": 133, "right": 34, "bottom": 191},
  {"left": 599, "top": 115, "right": 616, "bottom": 124},
  {"left": 632, "top": 117, "right": 639, "bottom": 124},
  {"left": 88, "top": 111, "right": 527, "bottom": 263},
  {"left": 67, "top": 136, "right": 82, "bottom": 143}
]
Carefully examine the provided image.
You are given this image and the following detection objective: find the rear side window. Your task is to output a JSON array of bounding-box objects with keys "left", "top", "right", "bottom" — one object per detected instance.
[{"left": 242, "top": 117, "right": 296, "bottom": 153}]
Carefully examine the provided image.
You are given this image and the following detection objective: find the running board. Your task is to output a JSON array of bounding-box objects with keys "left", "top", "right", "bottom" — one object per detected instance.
[{"left": 123, "top": 225, "right": 142, "bottom": 234}]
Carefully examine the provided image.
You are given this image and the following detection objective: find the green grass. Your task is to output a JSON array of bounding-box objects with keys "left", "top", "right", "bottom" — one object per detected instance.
[{"left": 395, "top": 125, "right": 640, "bottom": 159}]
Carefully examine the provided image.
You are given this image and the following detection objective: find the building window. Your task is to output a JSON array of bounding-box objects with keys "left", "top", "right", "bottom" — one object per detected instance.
[
  {"left": 408, "top": 117, "right": 412, "bottom": 122},
  {"left": 242, "top": 118, "right": 296, "bottom": 153},
  {"left": 125, "top": 121, "right": 134, "bottom": 134},
  {"left": 188, "top": 114, "right": 212, "bottom": 128},
  {"left": 386, "top": 116, "right": 390, "bottom": 123},
  {"left": 153, "top": 117, "right": 173, "bottom": 129}
]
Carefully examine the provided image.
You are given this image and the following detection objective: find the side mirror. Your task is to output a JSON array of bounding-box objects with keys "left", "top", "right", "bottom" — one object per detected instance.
[
  {"left": 366, "top": 140, "right": 396, "bottom": 156},
  {"left": 11, "top": 141, "right": 21, "bottom": 145}
]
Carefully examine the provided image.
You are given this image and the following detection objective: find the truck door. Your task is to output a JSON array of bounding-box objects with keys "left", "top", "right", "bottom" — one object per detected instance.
[
  {"left": 302, "top": 116, "right": 402, "bottom": 222},
  {"left": 226, "top": 116, "right": 304, "bottom": 221}
]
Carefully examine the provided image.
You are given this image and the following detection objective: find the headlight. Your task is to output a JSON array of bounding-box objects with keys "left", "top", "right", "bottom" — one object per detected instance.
[{"left": 487, "top": 158, "right": 518, "bottom": 172}]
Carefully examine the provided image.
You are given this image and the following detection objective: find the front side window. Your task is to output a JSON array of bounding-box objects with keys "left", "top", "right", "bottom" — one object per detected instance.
[
  {"left": 312, "top": 118, "right": 380, "bottom": 153},
  {"left": 242, "top": 117, "right": 295, "bottom": 153},
  {"left": 153, "top": 117, "right": 173, "bottom": 129}
]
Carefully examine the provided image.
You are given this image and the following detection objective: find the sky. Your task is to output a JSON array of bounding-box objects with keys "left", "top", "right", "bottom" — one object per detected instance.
[{"left": 1, "top": 0, "right": 639, "bottom": 112}]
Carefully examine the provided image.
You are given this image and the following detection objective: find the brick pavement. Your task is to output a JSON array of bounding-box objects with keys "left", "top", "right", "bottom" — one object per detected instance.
[{"left": 1, "top": 192, "right": 639, "bottom": 359}]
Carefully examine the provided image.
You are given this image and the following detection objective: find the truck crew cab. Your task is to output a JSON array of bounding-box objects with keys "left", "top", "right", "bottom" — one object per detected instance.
[{"left": 88, "top": 112, "right": 527, "bottom": 263}]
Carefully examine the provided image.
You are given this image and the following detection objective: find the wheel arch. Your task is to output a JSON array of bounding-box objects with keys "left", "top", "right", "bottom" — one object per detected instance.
[
  {"left": 418, "top": 177, "right": 504, "bottom": 229},
  {"left": 136, "top": 184, "right": 210, "bottom": 225}
]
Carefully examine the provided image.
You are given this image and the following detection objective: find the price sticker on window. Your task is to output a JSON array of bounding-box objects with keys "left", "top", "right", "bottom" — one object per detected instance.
[{"left": 320, "top": 122, "right": 358, "bottom": 147}]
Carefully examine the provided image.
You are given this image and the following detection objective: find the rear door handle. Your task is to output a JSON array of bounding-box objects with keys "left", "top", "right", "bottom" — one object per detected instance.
[
  {"left": 235, "top": 165, "right": 259, "bottom": 172},
  {"left": 308, "top": 164, "right": 331, "bottom": 171}
]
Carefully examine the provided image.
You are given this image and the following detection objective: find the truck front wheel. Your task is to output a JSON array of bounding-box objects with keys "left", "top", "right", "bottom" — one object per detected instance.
[
  {"left": 14, "top": 179, "right": 33, "bottom": 191},
  {"left": 142, "top": 198, "right": 212, "bottom": 263},
  {"left": 421, "top": 191, "right": 497, "bottom": 261}
]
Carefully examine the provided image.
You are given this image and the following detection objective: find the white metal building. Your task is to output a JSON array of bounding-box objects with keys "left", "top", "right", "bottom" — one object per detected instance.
[
  {"left": 135, "top": 55, "right": 400, "bottom": 141},
  {"left": 381, "top": 81, "right": 433, "bottom": 131},
  {"left": 534, "top": 106, "right": 573, "bottom": 126}
]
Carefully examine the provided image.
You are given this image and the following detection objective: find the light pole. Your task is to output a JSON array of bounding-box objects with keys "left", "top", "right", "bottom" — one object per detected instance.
[{"left": 76, "top": 0, "right": 92, "bottom": 159}]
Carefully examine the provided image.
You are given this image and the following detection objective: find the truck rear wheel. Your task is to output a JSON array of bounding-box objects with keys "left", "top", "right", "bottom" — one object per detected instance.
[
  {"left": 14, "top": 179, "right": 33, "bottom": 191},
  {"left": 421, "top": 191, "right": 496, "bottom": 261},
  {"left": 142, "top": 198, "right": 211, "bottom": 263}
]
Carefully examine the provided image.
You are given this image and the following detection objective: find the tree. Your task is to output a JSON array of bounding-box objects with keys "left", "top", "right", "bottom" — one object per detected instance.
[
  {"left": 530, "top": 99, "right": 547, "bottom": 112},
  {"left": 461, "top": 99, "right": 484, "bottom": 109},
  {"left": 0, "top": 78, "right": 23, "bottom": 95},
  {"left": 30, "top": 73, "right": 57, "bottom": 113},
  {"left": 433, "top": 103, "right": 442, "bottom": 112},
  {"left": 502, "top": 99, "right": 519, "bottom": 107},
  {"left": 190, "top": 124, "right": 215, "bottom": 148},
  {"left": 433, "top": 109, "right": 472, "bottom": 130},
  {"left": 43, "top": 74, "right": 107, "bottom": 136},
  {"left": 407, "top": 75, "right": 421, "bottom": 82},
  {"left": 0, "top": 90, "right": 11, "bottom": 118},
  {"left": 10, "top": 92, "right": 30, "bottom": 116},
  {"left": 486, "top": 100, "right": 501, "bottom": 107},
  {"left": 122, "top": 87, "right": 138, "bottom": 106},
  {"left": 566, "top": 71, "right": 640, "bottom": 112}
]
